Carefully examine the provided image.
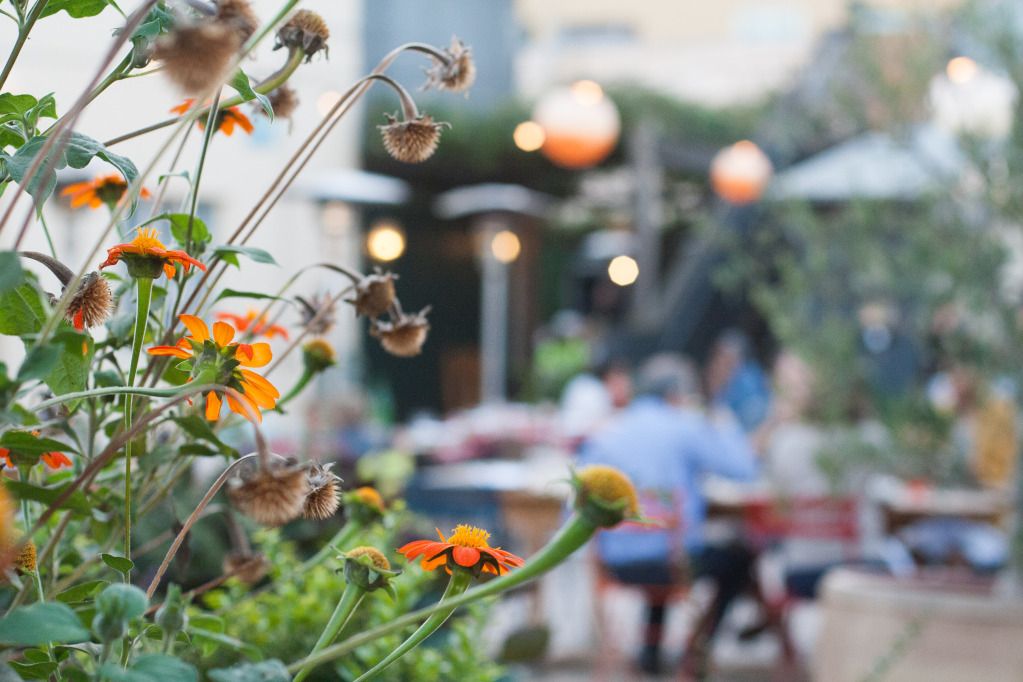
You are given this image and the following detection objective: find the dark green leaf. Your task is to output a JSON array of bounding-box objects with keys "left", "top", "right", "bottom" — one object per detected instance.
[
  {"left": 8, "top": 661, "right": 57, "bottom": 679},
  {"left": 173, "top": 415, "right": 237, "bottom": 457},
  {"left": 16, "top": 344, "right": 59, "bottom": 381},
  {"left": 0, "top": 431, "right": 74, "bottom": 456},
  {"left": 4, "top": 480, "right": 90, "bottom": 515},
  {"left": 99, "top": 655, "right": 197, "bottom": 682},
  {"left": 0, "top": 603, "right": 89, "bottom": 645},
  {"left": 0, "top": 251, "right": 23, "bottom": 293},
  {"left": 4, "top": 135, "right": 66, "bottom": 203},
  {"left": 100, "top": 554, "right": 135, "bottom": 576},
  {"left": 230, "top": 70, "right": 272, "bottom": 119},
  {"left": 214, "top": 245, "right": 277, "bottom": 267},
  {"left": 40, "top": 328, "right": 93, "bottom": 406},
  {"left": 56, "top": 580, "right": 108, "bottom": 604},
  {"left": 213, "top": 288, "right": 285, "bottom": 303}
]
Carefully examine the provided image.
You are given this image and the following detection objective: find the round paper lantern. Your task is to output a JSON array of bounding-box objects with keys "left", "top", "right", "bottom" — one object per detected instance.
[
  {"left": 532, "top": 80, "right": 620, "bottom": 169},
  {"left": 709, "top": 140, "right": 773, "bottom": 204}
]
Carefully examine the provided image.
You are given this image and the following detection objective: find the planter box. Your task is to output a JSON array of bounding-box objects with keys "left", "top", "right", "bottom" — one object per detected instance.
[{"left": 814, "top": 568, "right": 1023, "bottom": 682}]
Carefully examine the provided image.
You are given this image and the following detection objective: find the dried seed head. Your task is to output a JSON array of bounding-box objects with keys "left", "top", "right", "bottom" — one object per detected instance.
[
  {"left": 302, "top": 464, "right": 341, "bottom": 520},
  {"left": 346, "top": 546, "right": 390, "bottom": 571},
  {"left": 296, "top": 292, "right": 337, "bottom": 335},
  {"left": 264, "top": 85, "right": 299, "bottom": 120},
  {"left": 215, "top": 0, "right": 260, "bottom": 46},
  {"left": 65, "top": 272, "right": 114, "bottom": 331},
  {"left": 14, "top": 541, "right": 36, "bottom": 573},
  {"left": 370, "top": 308, "right": 431, "bottom": 357},
  {"left": 154, "top": 22, "right": 241, "bottom": 94},
  {"left": 425, "top": 37, "right": 476, "bottom": 93},
  {"left": 379, "top": 113, "right": 447, "bottom": 164},
  {"left": 222, "top": 552, "right": 271, "bottom": 585},
  {"left": 347, "top": 270, "right": 397, "bottom": 318},
  {"left": 227, "top": 455, "right": 309, "bottom": 527},
  {"left": 275, "top": 10, "right": 329, "bottom": 62}
]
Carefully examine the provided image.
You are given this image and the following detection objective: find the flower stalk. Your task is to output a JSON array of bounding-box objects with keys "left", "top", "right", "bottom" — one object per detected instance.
[
  {"left": 123, "top": 275, "right": 154, "bottom": 568},
  {"left": 292, "top": 582, "right": 367, "bottom": 682},
  {"left": 355, "top": 570, "right": 473, "bottom": 682}
]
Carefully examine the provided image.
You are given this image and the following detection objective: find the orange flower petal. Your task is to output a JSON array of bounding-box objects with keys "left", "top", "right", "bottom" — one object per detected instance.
[
  {"left": 163, "top": 263, "right": 176, "bottom": 278},
  {"left": 451, "top": 546, "right": 481, "bottom": 567},
  {"left": 240, "top": 369, "right": 280, "bottom": 398},
  {"left": 179, "top": 315, "right": 210, "bottom": 343},
  {"left": 236, "top": 342, "right": 271, "bottom": 367},
  {"left": 240, "top": 380, "right": 276, "bottom": 409},
  {"left": 212, "top": 321, "right": 235, "bottom": 346},
  {"left": 205, "top": 391, "right": 222, "bottom": 421},
  {"left": 147, "top": 345, "right": 192, "bottom": 359},
  {"left": 226, "top": 393, "right": 261, "bottom": 422},
  {"left": 421, "top": 552, "right": 449, "bottom": 571},
  {"left": 41, "top": 452, "right": 72, "bottom": 469}
]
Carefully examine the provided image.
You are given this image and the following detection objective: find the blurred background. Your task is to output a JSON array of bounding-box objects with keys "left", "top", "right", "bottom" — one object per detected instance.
[{"left": 6, "top": 0, "right": 1023, "bottom": 679}]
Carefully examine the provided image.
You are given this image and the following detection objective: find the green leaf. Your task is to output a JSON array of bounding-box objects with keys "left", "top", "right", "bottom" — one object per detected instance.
[
  {"left": 0, "top": 252, "right": 24, "bottom": 293},
  {"left": 4, "top": 479, "right": 91, "bottom": 515},
  {"left": 214, "top": 245, "right": 277, "bottom": 267},
  {"left": 213, "top": 288, "right": 285, "bottom": 304},
  {"left": 100, "top": 655, "right": 198, "bottom": 682},
  {"left": 0, "top": 431, "right": 74, "bottom": 456},
  {"left": 8, "top": 661, "right": 58, "bottom": 680},
  {"left": 208, "top": 660, "right": 289, "bottom": 682},
  {"left": 3, "top": 135, "right": 66, "bottom": 203},
  {"left": 0, "top": 602, "right": 89, "bottom": 645},
  {"left": 166, "top": 213, "right": 211, "bottom": 248},
  {"left": 40, "top": 0, "right": 109, "bottom": 19},
  {"left": 40, "top": 328, "right": 93, "bottom": 405},
  {"left": 56, "top": 579, "right": 108, "bottom": 604},
  {"left": 189, "top": 628, "right": 262, "bottom": 661},
  {"left": 100, "top": 554, "right": 135, "bottom": 576},
  {"left": 230, "top": 70, "right": 272, "bottom": 120},
  {"left": 0, "top": 94, "right": 37, "bottom": 117},
  {"left": 16, "top": 344, "right": 59, "bottom": 381},
  {"left": 0, "top": 280, "right": 47, "bottom": 336},
  {"left": 173, "top": 416, "right": 237, "bottom": 457}
]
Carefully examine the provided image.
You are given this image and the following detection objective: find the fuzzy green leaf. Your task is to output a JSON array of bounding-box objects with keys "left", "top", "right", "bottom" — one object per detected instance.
[
  {"left": 0, "top": 603, "right": 90, "bottom": 645},
  {"left": 0, "top": 252, "right": 24, "bottom": 293}
]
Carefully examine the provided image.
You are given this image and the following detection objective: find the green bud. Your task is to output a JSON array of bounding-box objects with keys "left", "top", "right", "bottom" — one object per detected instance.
[
  {"left": 155, "top": 584, "right": 189, "bottom": 636},
  {"left": 93, "top": 583, "right": 148, "bottom": 643}
]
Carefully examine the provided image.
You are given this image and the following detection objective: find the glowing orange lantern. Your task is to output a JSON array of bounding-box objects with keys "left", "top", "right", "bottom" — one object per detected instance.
[
  {"left": 532, "top": 80, "right": 620, "bottom": 169},
  {"left": 709, "top": 140, "right": 773, "bottom": 204}
]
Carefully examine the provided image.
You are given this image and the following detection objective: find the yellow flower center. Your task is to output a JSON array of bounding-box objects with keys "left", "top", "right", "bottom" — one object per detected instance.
[
  {"left": 446, "top": 524, "right": 490, "bottom": 549},
  {"left": 578, "top": 465, "right": 639, "bottom": 516},
  {"left": 354, "top": 486, "right": 384, "bottom": 511},
  {"left": 131, "top": 227, "right": 167, "bottom": 252},
  {"left": 347, "top": 546, "right": 390, "bottom": 570}
]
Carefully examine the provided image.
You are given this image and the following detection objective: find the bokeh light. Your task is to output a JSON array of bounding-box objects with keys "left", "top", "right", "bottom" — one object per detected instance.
[
  {"left": 366, "top": 221, "right": 406, "bottom": 262},
  {"left": 608, "top": 255, "right": 639, "bottom": 286},
  {"left": 709, "top": 140, "right": 773, "bottom": 204},
  {"left": 946, "top": 56, "right": 978, "bottom": 85},
  {"left": 490, "top": 230, "right": 522, "bottom": 263},
  {"left": 513, "top": 121, "right": 546, "bottom": 152}
]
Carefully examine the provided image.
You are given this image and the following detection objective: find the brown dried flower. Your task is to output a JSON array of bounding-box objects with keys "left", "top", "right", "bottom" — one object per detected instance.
[
  {"left": 370, "top": 307, "right": 431, "bottom": 357},
  {"left": 215, "top": 0, "right": 260, "bottom": 46},
  {"left": 154, "top": 22, "right": 241, "bottom": 94},
  {"left": 64, "top": 272, "right": 114, "bottom": 331},
  {"left": 275, "top": 10, "right": 329, "bottom": 62},
  {"left": 227, "top": 456, "right": 309, "bottom": 527},
  {"left": 346, "top": 546, "right": 390, "bottom": 571},
  {"left": 302, "top": 464, "right": 341, "bottom": 520},
  {"left": 295, "top": 292, "right": 337, "bottom": 335},
  {"left": 222, "top": 552, "right": 271, "bottom": 585},
  {"left": 379, "top": 113, "right": 447, "bottom": 164},
  {"left": 346, "top": 270, "right": 397, "bottom": 318},
  {"left": 425, "top": 37, "right": 476, "bottom": 94},
  {"left": 264, "top": 85, "right": 299, "bottom": 120}
]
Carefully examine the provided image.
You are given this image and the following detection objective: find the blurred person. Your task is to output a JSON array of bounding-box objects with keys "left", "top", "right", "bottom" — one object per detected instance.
[
  {"left": 705, "top": 329, "right": 772, "bottom": 432},
  {"left": 578, "top": 353, "right": 759, "bottom": 676},
  {"left": 560, "top": 357, "right": 633, "bottom": 440}
]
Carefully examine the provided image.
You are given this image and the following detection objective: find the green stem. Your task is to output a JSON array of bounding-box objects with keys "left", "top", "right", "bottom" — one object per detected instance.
[
  {"left": 123, "top": 276, "right": 154, "bottom": 572},
  {"left": 302, "top": 520, "right": 362, "bottom": 570},
  {"left": 277, "top": 366, "right": 314, "bottom": 408},
  {"left": 292, "top": 583, "right": 367, "bottom": 682},
  {"left": 287, "top": 514, "right": 598, "bottom": 674},
  {"left": 37, "top": 210, "right": 57, "bottom": 259},
  {"left": 0, "top": 0, "right": 48, "bottom": 91},
  {"left": 355, "top": 571, "right": 472, "bottom": 682},
  {"left": 32, "top": 385, "right": 191, "bottom": 412}
]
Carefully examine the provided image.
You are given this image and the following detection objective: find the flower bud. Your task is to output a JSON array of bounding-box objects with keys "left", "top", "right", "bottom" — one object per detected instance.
[
  {"left": 92, "top": 583, "right": 148, "bottom": 643},
  {"left": 155, "top": 583, "right": 188, "bottom": 636},
  {"left": 342, "top": 546, "right": 401, "bottom": 595},
  {"left": 301, "top": 339, "right": 336, "bottom": 374},
  {"left": 572, "top": 465, "right": 639, "bottom": 528}
]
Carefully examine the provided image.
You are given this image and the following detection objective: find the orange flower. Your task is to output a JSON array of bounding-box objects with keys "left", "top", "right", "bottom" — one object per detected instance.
[
  {"left": 171, "top": 99, "right": 254, "bottom": 136},
  {"left": 100, "top": 227, "right": 206, "bottom": 279},
  {"left": 61, "top": 173, "right": 152, "bottom": 209},
  {"left": 0, "top": 442, "right": 71, "bottom": 471},
  {"left": 216, "top": 310, "right": 289, "bottom": 340},
  {"left": 398, "top": 524, "right": 524, "bottom": 576},
  {"left": 147, "top": 314, "right": 279, "bottom": 422}
]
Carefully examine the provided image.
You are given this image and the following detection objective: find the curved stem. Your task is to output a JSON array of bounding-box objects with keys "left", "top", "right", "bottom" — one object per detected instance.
[
  {"left": 32, "top": 385, "right": 187, "bottom": 412},
  {"left": 287, "top": 514, "right": 598, "bottom": 674},
  {"left": 292, "top": 583, "right": 367, "bottom": 682},
  {"left": 144, "top": 451, "right": 261, "bottom": 599},
  {"left": 355, "top": 571, "right": 472, "bottom": 682},
  {"left": 277, "top": 367, "right": 314, "bottom": 409}
]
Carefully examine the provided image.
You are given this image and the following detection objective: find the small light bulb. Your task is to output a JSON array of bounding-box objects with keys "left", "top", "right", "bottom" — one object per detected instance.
[
  {"left": 490, "top": 230, "right": 521, "bottom": 263},
  {"left": 513, "top": 121, "right": 546, "bottom": 152},
  {"left": 366, "top": 222, "right": 406, "bottom": 262},
  {"left": 946, "top": 56, "right": 978, "bottom": 85},
  {"left": 608, "top": 255, "right": 639, "bottom": 286}
]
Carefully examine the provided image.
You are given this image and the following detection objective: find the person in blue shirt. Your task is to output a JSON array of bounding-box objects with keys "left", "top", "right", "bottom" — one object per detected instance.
[{"left": 578, "top": 353, "right": 760, "bottom": 676}]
